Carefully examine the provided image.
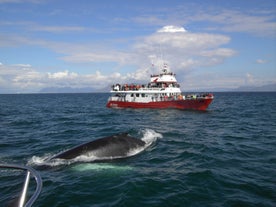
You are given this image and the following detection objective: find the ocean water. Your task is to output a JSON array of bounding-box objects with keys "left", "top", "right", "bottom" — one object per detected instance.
[{"left": 0, "top": 92, "right": 275, "bottom": 207}]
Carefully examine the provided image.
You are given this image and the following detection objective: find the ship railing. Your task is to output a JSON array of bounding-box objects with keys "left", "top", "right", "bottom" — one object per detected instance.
[
  {"left": 0, "top": 164, "right": 42, "bottom": 207},
  {"left": 111, "top": 87, "right": 181, "bottom": 93},
  {"left": 111, "top": 88, "right": 162, "bottom": 92}
]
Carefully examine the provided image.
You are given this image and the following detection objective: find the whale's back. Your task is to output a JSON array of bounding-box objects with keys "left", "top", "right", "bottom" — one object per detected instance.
[{"left": 53, "top": 133, "right": 145, "bottom": 160}]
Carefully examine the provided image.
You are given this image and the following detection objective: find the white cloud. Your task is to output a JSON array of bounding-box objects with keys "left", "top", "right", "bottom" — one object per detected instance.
[
  {"left": 0, "top": 21, "right": 88, "bottom": 33},
  {"left": 136, "top": 32, "right": 231, "bottom": 51},
  {"left": 0, "top": 24, "right": 234, "bottom": 72},
  {"left": 0, "top": 25, "right": 239, "bottom": 92},
  {"left": 0, "top": 63, "right": 131, "bottom": 93},
  {"left": 0, "top": 64, "right": 45, "bottom": 92},
  {"left": 245, "top": 73, "right": 254, "bottom": 85},
  {"left": 132, "top": 25, "right": 235, "bottom": 76},
  {"left": 12, "top": 63, "right": 32, "bottom": 67},
  {"left": 182, "top": 73, "right": 244, "bottom": 90},
  {"left": 1, "top": 2, "right": 275, "bottom": 93},
  {"left": 222, "top": 12, "right": 276, "bottom": 37},
  {"left": 157, "top": 25, "right": 187, "bottom": 33},
  {"left": 47, "top": 70, "right": 78, "bottom": 79},
  {"left": 31, "top": 26, "right": 85, "bottom": 33},
  {"left": 191, "top": 9, "right": 276, "bottom": 37},
  {"left": 135, "top": 3, "right": 276, "bottom": 38},
  {"left": 256, "top": 59, "right": 268, "bottom": 64},
  {"left": 133, "top": 6, "right": 276, "bottom": 37},
  {"left": 61, "top": 51, "right": 132, "bottom": 65},
  {"left": 200, "top": 48, "right": 236, "bottom": 57}
]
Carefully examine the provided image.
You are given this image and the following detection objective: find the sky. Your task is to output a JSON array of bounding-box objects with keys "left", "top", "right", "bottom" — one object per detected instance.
[{"left": 0, "top": 0, "right": 275, "bottom": 93}]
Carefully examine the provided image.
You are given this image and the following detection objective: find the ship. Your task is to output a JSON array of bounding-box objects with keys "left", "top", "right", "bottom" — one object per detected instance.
[{"left": 106, "top": 64, "right": 214, "bottom": 110}]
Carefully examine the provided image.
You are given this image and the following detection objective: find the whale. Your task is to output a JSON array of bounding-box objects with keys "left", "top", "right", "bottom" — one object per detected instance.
[{"left": 51, "top": 133, "right": 146, "bottom": 161}]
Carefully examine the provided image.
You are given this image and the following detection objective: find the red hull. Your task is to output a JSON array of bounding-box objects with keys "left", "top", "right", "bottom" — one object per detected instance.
[{"left": 106, "top": 98, "right": 213, "bottom": 111}]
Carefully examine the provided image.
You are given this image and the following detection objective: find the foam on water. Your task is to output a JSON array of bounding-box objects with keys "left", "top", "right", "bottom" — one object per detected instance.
[
  {"left": 29, "top": 154, "right": 73, "bottom": 167},
  {"left": 71, "top": 163, "right": 133, "bottom": 172},
  {"left": 141, "top": 128, "right": 163, "bottom": 144},
  {"left": 127, "top": 128, "right": 163, "bottom": 157}
]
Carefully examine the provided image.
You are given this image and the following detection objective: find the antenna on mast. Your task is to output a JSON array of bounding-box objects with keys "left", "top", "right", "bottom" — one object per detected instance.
[{"left": 158, "top": 44, "right": 165, "bottom": 71}]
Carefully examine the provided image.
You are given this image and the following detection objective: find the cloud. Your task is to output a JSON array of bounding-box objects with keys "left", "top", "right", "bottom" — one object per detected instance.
[
  {"left": 256, "top": 59, "right": 268, "bottom": 64},
  {"left": 133, "top": 6, "right": 276, "bottom": 37},
  {"left": 47, "top": 70, "right": 78, "bottom": 79},
  {"left": 0, "top": 64, "right": 45, "bottom": 92},
  {"left": 12, "top": 63, "right": 32, "bottom": 67},
  {"left": 182, "top": 72, "right": 244, "bottom": 90},
  {"left": 0, "top": 25, "right": 238, "bottom": 92},
  {"left": 133, "top": 25, "right": 235, "bottom": 75},
  {"left": 245, "top": 73, "right": 254, "bottom": 85},
  {"left": 0, "top": 63, "right": 131, "bottom": 93},
  {"left": 157, "top": 25, "right": 187, "bottom": 33},
  {"left": 190, "top": 9, "right": 276, "bottom": 37},
  {"left": 0, "top": 21, "right": 88, "bottom": 33},
  {"left": 139, "top": 32, "right": 230, "bottom": 50},
  {"left": 61, "top": 51, "right": 133, "bottom": 65},
  {"left": 31, "top": 26, "right": 86, "bottom": 33},
  {"left": 0, "top": 22, "right": 234, "bottom": 72},
  {"left": 222, "top": 11, "right": 276, "bottom": 37}
]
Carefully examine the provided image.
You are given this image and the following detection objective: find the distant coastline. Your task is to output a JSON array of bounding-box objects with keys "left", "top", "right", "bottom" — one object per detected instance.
[{"left": 188, "top": 83, "right": 276, "bottom": 93}]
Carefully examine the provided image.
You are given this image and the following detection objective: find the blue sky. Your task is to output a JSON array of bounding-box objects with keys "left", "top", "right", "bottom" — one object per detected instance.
[{"left": 0, "top": 0, "right": 275, "bottom": 93}]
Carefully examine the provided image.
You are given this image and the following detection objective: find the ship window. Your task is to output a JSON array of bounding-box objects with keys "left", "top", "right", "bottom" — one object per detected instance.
[
  {"left": 142, "top": 93, "right": 145, "bottom": 97},
  {"left": 136, "top": 93, "right": 140, "bottom": 97},
  {"left": 131, "top": 94, "right": 134, "bottom": 97}
]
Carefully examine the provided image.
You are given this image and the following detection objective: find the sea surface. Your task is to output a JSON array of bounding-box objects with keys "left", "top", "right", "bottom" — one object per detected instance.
[{"left": 0, "top": 92, "right": 275, "bottom": 207}]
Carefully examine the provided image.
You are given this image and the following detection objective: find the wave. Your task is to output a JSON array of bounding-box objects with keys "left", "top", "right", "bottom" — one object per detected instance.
[
  {"left": 71, "top": 163, "right": 134, "bottom": 172},
  {"left": 28, "top": 129, "right": 162, "bottom": 168}
]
